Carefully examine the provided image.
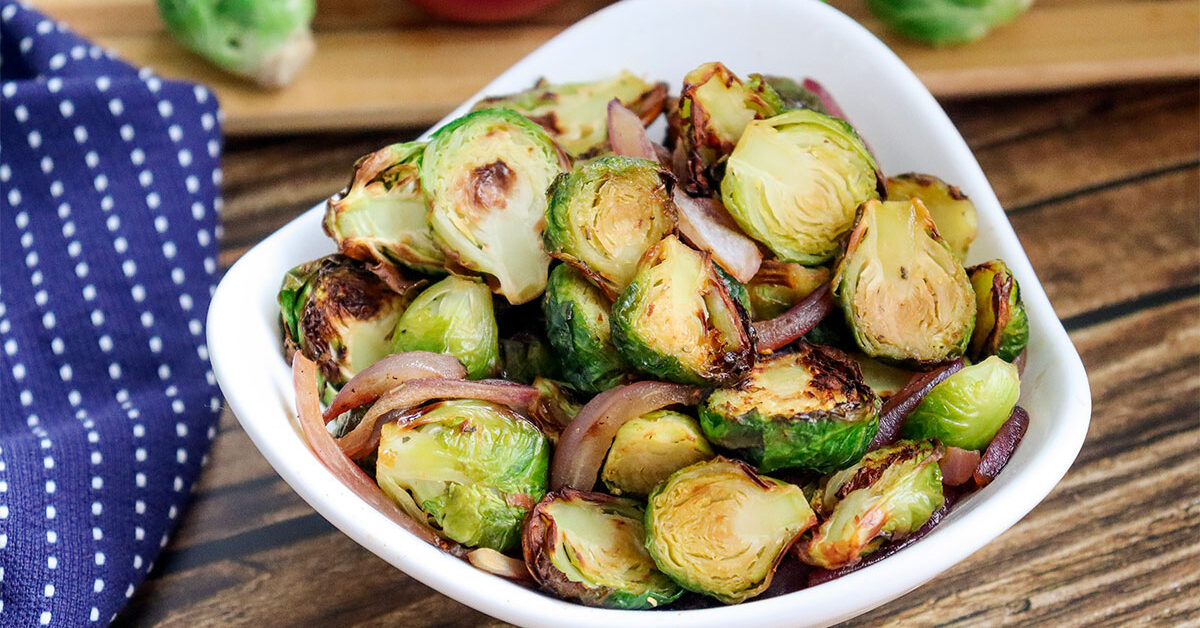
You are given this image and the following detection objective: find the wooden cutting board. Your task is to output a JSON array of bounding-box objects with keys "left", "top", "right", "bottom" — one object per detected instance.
[{"left": 36, "top": 0, "right": 1200, "bottom": 136}]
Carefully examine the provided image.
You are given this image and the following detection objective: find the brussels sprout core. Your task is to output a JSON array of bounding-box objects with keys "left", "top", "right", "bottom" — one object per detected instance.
[
  {"left": 901, "top": 356, "right": 1021, "bottom": 450},
  {"left": 390, "top": 276, "right": 500, "bottom": 379},
  {"left": 601, "top": 409, "right": 715, "bottom": 496},
  {"left": 886, "top": 173, "right": 978, "bottom": 261}
]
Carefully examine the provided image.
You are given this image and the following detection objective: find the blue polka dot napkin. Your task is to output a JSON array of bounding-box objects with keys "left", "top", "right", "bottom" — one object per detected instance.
[{"left": 1, "top": 2, "right": 224, "bottom": 625}]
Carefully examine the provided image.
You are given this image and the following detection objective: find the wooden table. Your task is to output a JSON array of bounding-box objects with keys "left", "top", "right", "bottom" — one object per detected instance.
[{"left": 111, "top": 81, "right": 1200, "bottom": 626}]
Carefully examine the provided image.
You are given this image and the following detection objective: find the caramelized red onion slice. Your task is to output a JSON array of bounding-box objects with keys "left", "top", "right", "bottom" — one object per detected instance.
[
  {"left": 467, "top": 548, "right": 536, "bottom": 583},
  {"left": 673, "top": 191, "right": 763, "bottom": 283},
  {"left": 974, "top": 406, "right": 1029, "bottom": 488},
  {"left": 752, "top": 282, "right": 833, "bottom": 353},
  {"left": 939, "top": 447, "right": 981, "bottom": 487},
  {"left": 869, "top": 358, "right": 965, "bottom": 450},
  {"left": 323, "top": 352, "right": 467, "bottom": 422},
  {"left": 607, "top": 99, "right": 659, "bottom": 161},
  {"left": 802, "top": 78, "right": 849, "bottom": 122},
  {"left": 550, "top": 381, "right": 703, "bottom": 491}
]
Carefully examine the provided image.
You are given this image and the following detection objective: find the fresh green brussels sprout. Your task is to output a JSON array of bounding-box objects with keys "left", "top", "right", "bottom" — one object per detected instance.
[
  {"left": 760, "top": 76, "right": 829, "bottom": 115},
  {"left": 474, "top": 71, "right": 669, "bottom": 157},
  {"left": 645, "top": 457, "right": 816, "bottom": 604},
  {"left": 279, "top": 255, "right": 412, "bottom": 399},
  {"left": 700, "top": 343, "right": 880, "bottom": 473},
  {"left": 610, "top": 235, "right": 755, "bottom": 387},
  {"left": 801, "top": 440, "right": 944, "bottom": 570},
  {"left": 390, "top": 276, "right": 499, "bottom": 379},
  {"left": 746, "top": 261, "right": 831, "bottom": 321},
  {"left": 498, "top": 333, "right": 561, "bottom": 385},
  {"left": 833, "top": 198, "right": 975, "bottom": 366},
  {"left": 967, "top": 259, "right": 1030, "bottom": 362},
  {"left": 421, "top": 108, "right": 569, "bottom": 305},
  {"left": 886, "top": 173, "right": 978, "bottom": 261},
  {"left": 524, "top": 489, "right": 683, "bottom": 609},
  {"left": 544, "top": 156, "right": 678, "bottom": 298},
  {"left": 866, "top": 0, "right": 1034, "bottom": 47},
  {"left": 600, "top": 410, "right": 715, "bottom": 497},
  {"left": 542, "top": 264, "right": 631, "bottom": 393},
  {"left": 721, "top": 109, "right": 880, "bottom": 265},
  {"left": 376, "top": 399, "right": 549, "bottom": 552},
  {"left": 901, "top": 356, "right": 1021, "bottom": 450}
]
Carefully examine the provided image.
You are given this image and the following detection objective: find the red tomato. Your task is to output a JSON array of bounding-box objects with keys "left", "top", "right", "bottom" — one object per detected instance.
[{"left": 410, "top": 0, "right": 563, "bottom": 23}]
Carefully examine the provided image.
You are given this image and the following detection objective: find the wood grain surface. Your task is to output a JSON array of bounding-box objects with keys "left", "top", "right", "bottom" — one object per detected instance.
[{"left": 111, "top": 81, "right": 1200, "bottom": 627}]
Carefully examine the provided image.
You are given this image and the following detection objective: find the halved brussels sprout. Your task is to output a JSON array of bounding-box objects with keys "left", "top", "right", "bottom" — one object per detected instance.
[
  {"left": 544, "top": 156, "right": 678, "bottom": 298},
  {"left": 801, "top": 439, "right": 944, "bottom": 570},
  {"left": 323, "top": 142, "right": 446, "bottom": 280},
  {"left": 746, "top": 261, "right": 831, "bottom": 321},
  {"left": 761, "top": 75, "right": 828, "bottom": 115},
  {"left": 967, "top": 259, "right": 1030, "bottom": 362},
  {"left": 421, "top": 108, "right": 569, "bottom": 305},
  {"left": 610, "top": 235, "right": 754, "bottom": 387},
  {"left": 886, "top": 173, "right": 978, "bottom": 261},
  {"left": 376, "top": 399, "right": 549, "bottom": 552},
  {"left": 645, "top": 457, "right": 816, "bottom": 604},
  {"left": 498, "top": 333, "right": 561, "bottom": 385},
  {"left": 523, "top": 489, "right": 683, "bottom": 609},
  {"left": 528, "top": 377, "right": 582, "bottom": 445},
  {"left": 542, "top": 264, "right": 630, "bottom": 393},
  {"left": 700, "top": 343, "right": 880, "bottom": 473},
  {"left": 390, "top": 275, "right": 499, "bottom": 379},
  {"left": 721, "top": 109, "right": 880, "bottom": 265},
  {"left": 473, "top": 71, "right": 668, "bottom": 157},
  {"left": 601, "top": 409, "right": 715, "bottom": 497},
  {"left": 901, "top": 356, "right": 1020, "bottom": 450},
  {"left": 833, "top": 198, "right": 975, "bottom": 366},
  {"left": 851, "top": 353, "right": 916, "bottom": 399}
]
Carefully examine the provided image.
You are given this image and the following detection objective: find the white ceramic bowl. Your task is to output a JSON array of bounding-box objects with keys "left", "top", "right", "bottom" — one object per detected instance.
[{"left": 208, "top": 0, "right": 1091, "bottom": 624}]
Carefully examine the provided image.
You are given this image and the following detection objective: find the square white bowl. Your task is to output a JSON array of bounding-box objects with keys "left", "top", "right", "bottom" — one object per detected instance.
[{"left": 207, "top": 0, "right": 1091, "bottom": 625}]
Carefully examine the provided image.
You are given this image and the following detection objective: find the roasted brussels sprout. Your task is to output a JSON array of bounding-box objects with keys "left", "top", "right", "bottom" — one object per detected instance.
[
  {"left": 524, "top": 489, "right": 682, "bottom": 609},
  {"left": 324, "top": 142, "right": 446, "bottom": 279},
  {"left": 886, "top": 173, "right": 978, "bottom": 261},
  {"left": 528, "top": 377, "right": 581, "bottom": 444},
  {"left": 721, "top": 109, "right": 880, "bottom": 265},
  {"left": 801, "top": 440, "right": 944, "bottom": 570},
  {"left": 901, "top": 356, "right": 1021, "bottom": 450},
  {"left": 376, "top": 399, "right": 549, "bottom": 552},
  {"left": 866, "top": 0, "right": 1034, "bottom": 47},
  {"left": 967, "top": 259, "right": 1030, "bottom": 362},
  {"left": 542, "top": 264, "right": 630, "bottom": 393},
  {"left": 833, "top": 198, "right": 975, "bottom": 365},
  {"left": 645, "top": 458, "right": 816, "bottom": 604},
  {"left": 600, "top": 409, "right": 715, "bottom": 497},
  {"left": 700, "top": 343, "right": 880, "bottom": 473},
  {"left": 474, "top": 71, "right": 669, "bottom": 157},
  {"left": 391, "top": 276, "right": 499, "bottom": 379},
  {"left": 544, "top": 156, "right": 678, "bottom": 298},
  {"left": 611, "top": 235, "right": 754, "bottom": 387},
  {"left": 851, "top": 353, "right": 916, "bottom": 399},
  {"left": 761, "top": 76, "right": 829, "bottom": 115},
  {"left": 498, "top": 333, "right": 561, "bottom": 385},
  {"left": 421, "top": 108, "right": 569, "bottom": 305},
  {"left": 747, "top": 261, "right": 831, "bottom": 321}
]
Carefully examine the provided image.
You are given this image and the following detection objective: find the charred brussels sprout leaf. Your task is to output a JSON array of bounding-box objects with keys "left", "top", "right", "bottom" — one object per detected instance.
[
  {"left": 747, "top": 261, "right": 831, "bottom": 321},
  {"left": 390, "top": 276, "right": 499, "bottom": 379},
  {"left": 645, "top": 458, "right": 816, "bottom": 604},
  {"left": 611, "top": 235, "right": 755, "bottom": 387},
  {"left": 761, "top": 75, "right": 829, "bottom": 114},
  {"left": 601, "top": 409, "right": 715, "bottom": 497},
  {"left": 967, "top": 259, "right": 1030, "bottom": 362},
  {"left": 498, "top": 333, "right": 561, "bottom": 385},
  {"left": 421, "top": 108, "right": 568, "bottom": 305},
  {"left": 524, "top": 489, "right": 683, "bottom": 609},
  {"left": 700, "top": 343, "right": 880, "bottom": 473},
  {"left": 801, "top": 440, "right": 944, "bottom": 569},
  {"left": 544, "top": 156, "right": 678, "bottom": 298},
  {"left": 886, "top": 173, "right": 978, "bottom": 261},
  {"left": 834, "top": 199, "right": 975, "bottom": 366},
  {"left": 901, "top": 356, "right": 1020, "bottom": 450},
  {"left": 542, "top": 264, "right": 631, "bottom": 393},
  {"left": 722, "top": 109, "right": 879, "bottom": 265},
  {"left": 866, "top": 0, "right": 1034, "bottom": 47},
  {"left": 376, "top": 400, "right": 549, "bottom": 552}
]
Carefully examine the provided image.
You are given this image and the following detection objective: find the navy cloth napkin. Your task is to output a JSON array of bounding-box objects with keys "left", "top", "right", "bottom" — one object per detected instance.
[{"left": 0, "top": 2, "right": 224, "bottom": 625}]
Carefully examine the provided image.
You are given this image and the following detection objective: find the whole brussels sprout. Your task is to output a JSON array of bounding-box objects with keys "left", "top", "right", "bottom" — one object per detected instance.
[
  {"left": 800, "top": 440, "right": 944, "bottom": 570},
  {"left": 833, "top": 198, "right": 975, "bottom": 366},
  {"left": 866, "top": 0, "right": 1034, "bottom": 47},
  {"left": 544, "top": 156, "right": 678, "bottom": 298},
  {"left": 376, "top": 399, "right": 549, "bottom": 552},
  {"left": 601, "top": 409, "right": 715, "bottom": 497},
  {"left": 542, "top": 264, "right": 631, "bottom": 393},
  {"left": 886, "top": 173, "right": 978, "bottom": 261},
  {"left": 645, "top": 457, "right": 816, "bottom": 604},
  {"left": 391, "top": 276, "right": 499, "bottom": 379},
  {"left": 523, "top": 489, "right": 683, "bottom": 609},
  {"left": 901, "top": 356, "right": 1021, "bottom": 450},
  {"left": 610, "top": 235, "right": 755, "bottom": 387},
  {"left": 700, "top": 343, "right": 880, "bottom": 473},
  {"left": 474, "top": 71, "right": 669, "bottom": 157},
  {"left": 966, "top": 259, "right": 1030, "bottom": 362},
  {"left": 421, "top": 108, "right": 569, "bottom": 305},
  {"left": 721, "top": 109, "right": 880, "bottom": 265},
  {"left": 746, "top": 261, "right": 831, "bottom": 321}
]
